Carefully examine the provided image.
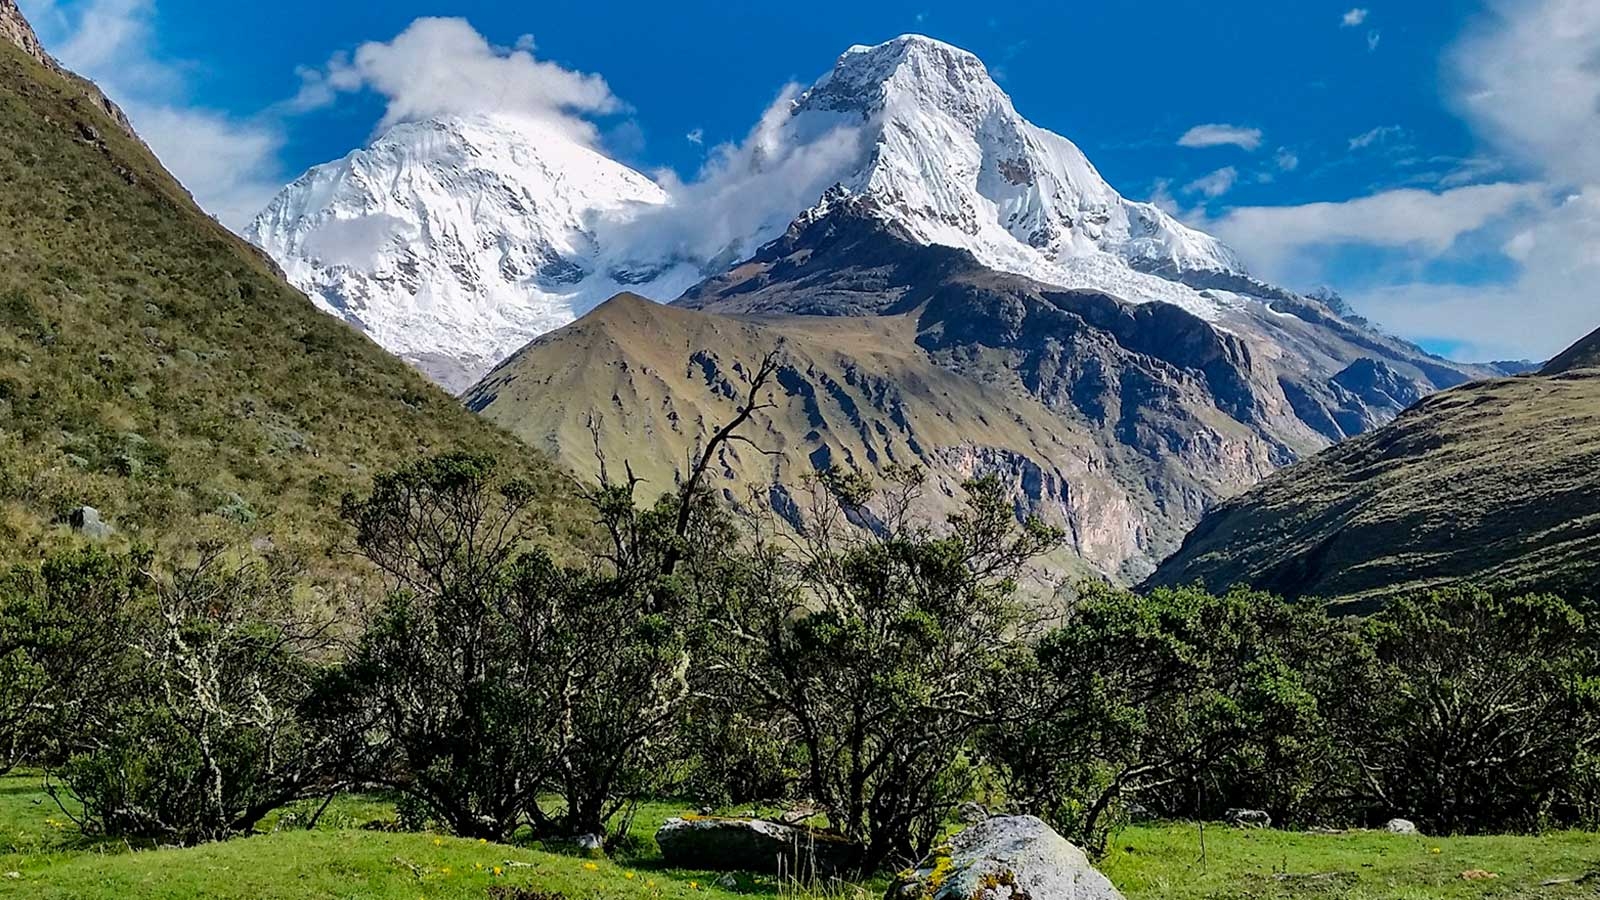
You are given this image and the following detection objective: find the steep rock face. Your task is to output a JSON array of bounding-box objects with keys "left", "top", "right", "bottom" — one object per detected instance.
[
  {"left": 782, "top": 36, "right": 1242, "bottom": 283},
  {"left": 0, "top": 0, "right": 44, "bottom": 64},
  {"left": 1145, "top": 340, "right": 1600, "bottom": 606},
  {"left": 467, "top": 291, "right": 1142, "bottom": 578},
  {"left": 0, "top": 0, "right": 138, "bottom": 140},
  {"left": 246, "top": 114, "right": 700, "bottom": 392}
]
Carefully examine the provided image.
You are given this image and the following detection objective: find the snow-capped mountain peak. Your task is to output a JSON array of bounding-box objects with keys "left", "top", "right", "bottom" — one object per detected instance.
[
  {"left": 786, "top": 34, "right": 1244, "bottom": 284},
  {"left": 245, "top": 113, "right": 700, "bottom": 390}
]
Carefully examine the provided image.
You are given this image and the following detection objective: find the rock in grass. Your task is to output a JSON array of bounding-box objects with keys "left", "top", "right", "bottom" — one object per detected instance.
[
  {"left": 1225, "top": 808, "right": 1272, "bottom": 828},
  {"left": 68, "top": 506, "right": 113, "bottom": 540},
  {"left": 1384, "top": 818, "right": 1419, "bottom": 835},
  {"left": 576, "top": 833, "right": 604, "bottom": 856},
  {"left": 889, "top": 815, "right": 1124, "bottom": 900},
  {"left": 655, "top": 816, "right": 859, "bottom": 876}
]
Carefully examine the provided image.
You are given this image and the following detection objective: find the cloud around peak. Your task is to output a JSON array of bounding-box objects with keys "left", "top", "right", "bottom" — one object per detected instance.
[{"left": 293, "top": 17, "right": 623, "bottom": 146}]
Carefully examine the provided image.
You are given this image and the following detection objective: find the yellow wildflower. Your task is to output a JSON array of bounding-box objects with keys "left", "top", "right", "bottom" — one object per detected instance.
[
  {"left": 493, "top": 866, "right": 504, "bottom": 877},
  {"left": 432, "top": 838, "right": 443, "bottom": 847},
  {"left": 1429, "top": 847, "right": 1442, "bottom": 854},
  {"left": 690, "top": 881, "right": 699, "bottom": 890},
  {"left": 479, "top": 838, "right": 489, "bottom": 844},
  {"left": 625, "top": 871, "right": 636, "bottom": 880},
  {"left": 583, "top": 862, "right": 599, "bottom": 872}
]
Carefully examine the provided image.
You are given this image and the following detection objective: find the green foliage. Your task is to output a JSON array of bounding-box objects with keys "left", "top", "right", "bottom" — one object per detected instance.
[
  {"left": 993, "top": 582, "right": 1600, "bottom": 849},
  {"left": 50, "top": 546, "right": 343, "bottom": 844},
  {"left": 329, "top": 452, "right": 703, "bottom": 843},
  {"left": 0, "top": 548, "right": 144, "bottom": 771},
  {"left": 701, "top": 469, "right": 1064, "bottom": 872},
  {"left": 1338, "top": 587, "right": 1600, "bottom": 832},
  {"left": 989, "top": 583, "right": 1346, "bottom": 853}
]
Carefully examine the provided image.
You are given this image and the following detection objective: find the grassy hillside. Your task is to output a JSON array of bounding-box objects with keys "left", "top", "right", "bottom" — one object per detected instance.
[
  {"left": 0, "top": 36, "right": 587, "bottom": 570},
  {"left": 3, "top": 773, "right": 1598, "bottom": 899},
  {"left": 1147, "top": 363, "right": 1600, "bottom": 607}
]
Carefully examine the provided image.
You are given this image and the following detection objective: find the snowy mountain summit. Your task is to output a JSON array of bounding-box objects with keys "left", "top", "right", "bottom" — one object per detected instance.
[
  {"left": 794, "top": 36, "right": 1243, "bottom": 279},
  {"left": 245, "top": 115, "right": 702, "bottom": 390},
  {"left": 250, "top": 35, "right": 1249, "bottom": 391}
]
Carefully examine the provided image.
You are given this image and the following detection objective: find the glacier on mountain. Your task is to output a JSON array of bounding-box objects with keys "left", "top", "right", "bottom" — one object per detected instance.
[
  {"left": 249, "top": 34, "right": 1256, "bottom": 390},
  {"left": 245, "top": 115, "right": 703, "bottom": 390}
]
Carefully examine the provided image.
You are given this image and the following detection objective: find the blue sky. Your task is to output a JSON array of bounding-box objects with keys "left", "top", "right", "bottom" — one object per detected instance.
[{"left": 18, "top": 0, "right": 1600, "bottom": 362}]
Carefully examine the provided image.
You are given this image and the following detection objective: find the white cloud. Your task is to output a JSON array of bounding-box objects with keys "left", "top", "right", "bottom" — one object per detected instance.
[
  {"left": 1275, "top": 148, "right": 1300, "bottom": 171},
  {"left": 19, "top": 0, "right": 286, "bottom": 229},
  {"left": 601, "top": 85, "right": 863, "bottom": 266},
  {"left": 295, "top": 17, "right": 621, "bottom": 145},
  {"left": 17, "top": 8, "right": 635, "bottom": 228},
  {"left": 1349, "top": 124, "right": 1404, "bottom": 150},
  {"left": 1343, "top": 189, "right": 1600, "bottom": 360},
  {"left": 1193, "top": 0, "right": 1600, "bottom": 361},
  {"left": 1177, "top": 123, "right": 1263, "bottom": 151},
  {"left": 1184, "top": 166, "right": 1238, "bottom": 198},
  {"left": 1451, "top": 0, "right": 1600, "bottom": 185},
  {"left": 686, "top": 128, "right": 704, "bottom": 145},
  {"left": 1209, "top": 183, "right": 1541, "bottom": 281},
  {"left": 1367, "top": 30, "right": 1382, "bottom": 52},
  {"left": 1342, "top": 8, "right": 1369, "bottom": 27}
]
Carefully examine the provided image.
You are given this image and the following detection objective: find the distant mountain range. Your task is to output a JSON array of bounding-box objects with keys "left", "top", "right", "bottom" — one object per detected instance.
[
  {"left": 8, "top": 0, "right": 1594, "bottom": 595},
  {"left": 249, "top": 36, "right": 1264, "bottom": 393}
]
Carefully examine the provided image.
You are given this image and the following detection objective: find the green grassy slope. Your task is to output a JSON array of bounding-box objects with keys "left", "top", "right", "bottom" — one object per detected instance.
[
  {"left": 3, "top": 774, "right": 1598, "bottom": 900},
  {"left": 1146, "top": 364, "right": 1600, "bottom": 607},
  {"left": 1100, "top": 823, "right": 1600, "bottom": 900},
  {"left": 0, "top": 36, "right": 587, "bottom": 569}
]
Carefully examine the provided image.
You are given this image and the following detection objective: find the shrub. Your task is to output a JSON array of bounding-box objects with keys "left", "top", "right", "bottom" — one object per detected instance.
[
  {"left": 50, "top": 546, "right": 341, "bottom": 844},
  {"left": 703, "top": 468, "right": 1062, "bottom": 872},
  {"left": 1336, "top": 587, "right": 1600, "bottom": 832},
  {"left": 0, "top": 547, "right": 144, "bottom": 772},
  {"left": 990, "top": 583, "right": 1347, "bottom": 853},
  {"left": 331, "top": 452, "right": 708, "bottom": 843}
]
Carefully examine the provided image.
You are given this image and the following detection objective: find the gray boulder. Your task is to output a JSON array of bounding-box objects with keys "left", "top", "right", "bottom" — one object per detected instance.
[
  {"left": 575, "top": 833, "right": 605, "bottom": 855},
  {"left": 655, "top": 816, "right": 859, "bottom": 876},
  {"left": 890, "top": 815, "right": 1124, "bottom": 900},
  {"left": 1384, "top": 818, "right": 1419, "bottom": 835},
  {"left": 1225, "top": 808, "right": 1272, "bottom": 828},
  {"left": 68, "top": 506, "right": 113, "bottom": 540}
]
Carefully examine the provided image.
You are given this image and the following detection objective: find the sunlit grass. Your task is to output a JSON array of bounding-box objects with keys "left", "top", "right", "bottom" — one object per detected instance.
[{"left": 6, "top": 772, "right": 1600, "bottom": 899}]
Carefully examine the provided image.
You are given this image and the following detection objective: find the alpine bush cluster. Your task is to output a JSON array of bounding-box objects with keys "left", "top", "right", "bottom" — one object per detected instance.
[{"left": 4, "top": 449, "right": 1599, "bottom": 870}]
